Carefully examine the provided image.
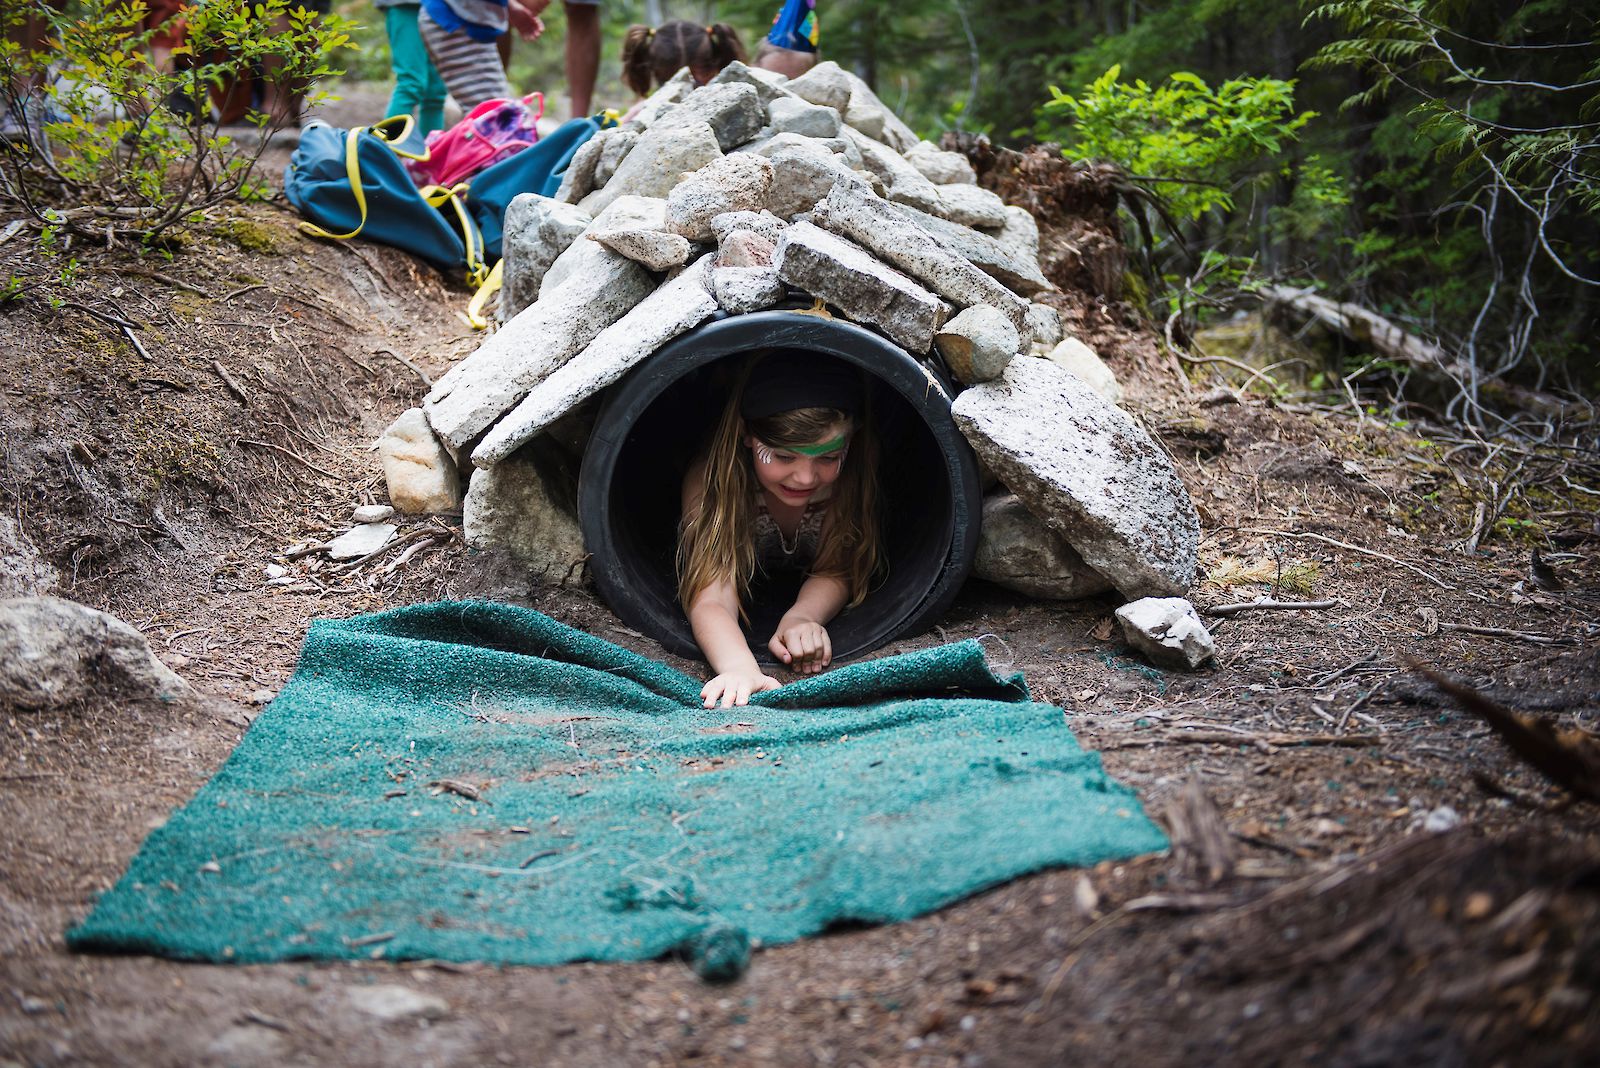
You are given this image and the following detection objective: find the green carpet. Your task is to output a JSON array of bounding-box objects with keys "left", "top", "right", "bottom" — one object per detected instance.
[{"left": 68, "top": 601, "right": 1167, "bottom": 973}]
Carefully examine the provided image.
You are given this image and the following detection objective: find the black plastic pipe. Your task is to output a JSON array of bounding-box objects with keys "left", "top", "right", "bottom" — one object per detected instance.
[{"left": 578, "top": 309, "right": 981, "bottom": 664}]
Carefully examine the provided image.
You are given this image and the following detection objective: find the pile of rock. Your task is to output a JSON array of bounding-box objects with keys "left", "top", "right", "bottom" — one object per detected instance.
[{"left": 379, "top": 60, "right": 1199, "bottom": 608}]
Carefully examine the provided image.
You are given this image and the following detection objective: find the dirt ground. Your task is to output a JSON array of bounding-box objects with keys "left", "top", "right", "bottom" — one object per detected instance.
[{"left": 2, "top": 87, "right": 1598, "bottom": 1067}]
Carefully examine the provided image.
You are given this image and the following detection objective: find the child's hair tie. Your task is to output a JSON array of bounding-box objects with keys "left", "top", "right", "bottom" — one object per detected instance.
[
  {"left": 645, "top": 26, "right": 655, "bottom": 41},
  {"left": 705, "top": 24, "right": 715, "bottom": 39}
]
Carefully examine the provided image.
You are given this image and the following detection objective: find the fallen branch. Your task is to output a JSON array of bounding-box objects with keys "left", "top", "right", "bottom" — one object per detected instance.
[
  {"left": 1205, "top": 598, "right": 1339, "bottom": 617},
  {"left": 1098, "top": 730, "right": 1380, "bottom": 752},
  {"left": 1438, "top": 622, "right": 1574, "bottom": 646},
  {"left": 331, "top": 525, "right": 451, "bottom": 574},
  {"left": 372, "top": 346, "right": 433, "bottom": 387},
  {"left": 212, "top": 360, "right": 250, "bottom": 404},
  {"left": 1244, "top": 528, "right": 1461, "bottom": 592}
]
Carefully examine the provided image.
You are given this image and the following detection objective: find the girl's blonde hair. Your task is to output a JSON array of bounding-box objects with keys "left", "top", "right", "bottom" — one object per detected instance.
[{"left": 678, "top": 362, "right": 882, "bottom": 617}]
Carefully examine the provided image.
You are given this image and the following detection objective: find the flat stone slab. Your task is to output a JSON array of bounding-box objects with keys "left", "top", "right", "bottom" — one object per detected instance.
[
  {"left": 774, "top": 221, "right": 948, "bottom": 353},
  {"left": 951, "top": 356, "right": 1199, "bottom": 597},
  {"left": 890, "top": 203, "right": 1053, "bottom": 296},
  {"left": 473, "top": 257, "right": 718, "bottom": 466},
  {"left": 813, "top": 180, "right": 1031, "bottom": 336},
  {"left": 500, "top": 194, "right": 592, "bottom": 319},
  {"left": 589, "top": 227, "right": 691, "bottom": 271}
]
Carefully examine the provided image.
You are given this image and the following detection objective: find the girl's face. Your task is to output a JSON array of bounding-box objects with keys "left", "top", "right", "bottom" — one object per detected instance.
[{"left": 746, "top": 423, "right": 849, "bottom": 506}]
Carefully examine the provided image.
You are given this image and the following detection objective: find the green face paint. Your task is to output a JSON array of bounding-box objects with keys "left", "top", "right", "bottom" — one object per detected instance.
[{"left": 788, "top": 435, "right": 848, "bottom": 457}]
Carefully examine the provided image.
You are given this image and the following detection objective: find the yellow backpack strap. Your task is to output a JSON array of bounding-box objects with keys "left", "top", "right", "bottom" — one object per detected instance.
[
  {"left": 462, "top": 259, "right": 504, "bottom": 330},
  {"left": 296, "top": 116, "right": 422, "bottom": 243},
  {"left": 297, "top": 124, "right": 371, "bottom": 241},
  {"left": 418, "top": 182, "right": 489, "bottom": 288}
]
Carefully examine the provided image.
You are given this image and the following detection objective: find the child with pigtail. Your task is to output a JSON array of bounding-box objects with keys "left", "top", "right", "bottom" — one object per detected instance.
[{"left": 620, "top": 19, "right": 748, "bottom": 97}]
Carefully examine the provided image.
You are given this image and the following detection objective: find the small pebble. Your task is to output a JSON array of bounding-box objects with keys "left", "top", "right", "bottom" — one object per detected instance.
[
  {"left": 1423, "top": 805, "right": 1462, "bottom": 833},
  {"left": 264, "top": 563, "right": 287, "bottom": 580},
  {"left": 247, "top": 689, "right": 276, "bottom": 706},
  {"left": 352, "top": 504, "right": 395, "bottom": 524}
]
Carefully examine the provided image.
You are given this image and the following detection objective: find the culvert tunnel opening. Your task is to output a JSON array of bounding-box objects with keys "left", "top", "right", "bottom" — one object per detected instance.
[{"left": 579, "top": 311, "right": 981, "bottom": 664}]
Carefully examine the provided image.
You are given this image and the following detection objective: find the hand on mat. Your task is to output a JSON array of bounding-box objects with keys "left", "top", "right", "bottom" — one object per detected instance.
[
  {"left": 702, "top": 670, "right": 780, "bottom": 708},
  {"left": 770, "top": 619, "right": 831, "bottom": 675}
]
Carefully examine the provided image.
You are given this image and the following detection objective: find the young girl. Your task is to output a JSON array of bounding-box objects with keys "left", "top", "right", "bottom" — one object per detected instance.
[
  {"left": 620, "top": 19, "right": 748, "bottom": 98},
  {"left": 678, "top": 351, "right": 881, "bottom": 709}
]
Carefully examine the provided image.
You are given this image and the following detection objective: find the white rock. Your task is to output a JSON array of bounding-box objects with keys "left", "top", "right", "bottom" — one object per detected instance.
[
  {"left": 1027, "top": 303, "right": 1063, "bottom": 349},
  {"left": 934, "top": 183, "right": 1009, "bottom": 229},
  {"left": 0, "top": 596, "right": 194, "bottom": 710},
  {"left": 351, "top": 504, "right": 394, "bottom": 524},
  {"left": 708, "top": 61, "right": 798, "bottom": 107},
  {"left": 889, "top": 202, "right": 1054, "bottom": 296},
  {"left": 263, "top": 563, "right": 288, "bottom": 580},
  {"left": 711, "top": 264, "right": 787, "bottom": 314},
  {"left": 1423, "top": 806, "right": 1463, "bottom": 833},
  {"left": 975, "top": 494, "right": 1113, "bottom": 600},
  {"left": 904, "top": 141, "right": 977, "bottom": 185},
  {"left": 767, "top": 97, "right": 842, "bottom": 139},
  {"left": 499, "top": 194, "right": 592, "bottom": 320},
  {"left": 473, "top": 258, "right": 719, "bottom": 465},
  {"left": 379, "top": 407, "right": 462, "bottom": 514},
  {"left": 952, "top": 357, "right": 1200, "bottom": 597},
  {"left": 811, "top": 180, "right": 1030, "bottom": 335},
  {"left": 589, "top": 227, "right": 691, "bottom": 271},
  {"left": 935, "top": 305, "right": 1020, "bottom": 385},
  {"left": 326, "top": 523, "right": 395, "bottom": 561},
  {"left": 716, "top": 229, "right": 776, "bottom": 267},
  {"left": 653, "top": 83, "right": 765, "bottom": 151},
  {"left": 774, "top": 221, "right": 948, "bottom": 353},
  {"left": 763, "top": 144, "right": 865, "bottom": 219},
  {"left": 993, "top": 205, "right": 1041, "bottom": 264},
  {"left": 1114, "top": 597, "right": 1215, "bottom": 669},
  {"left": 665, "top": 154, "right": 775, "bottom": 242},
  {"left": 345, "top": 984, "right": 451, "bottom": 1023},
  {"left": 1043, "top": 337, "right": 1122, "bottom": 404},
  {"left": 785, "top": 60, "right": 853, "bottom": 113},
  {"left": 710, "top": 209, "right": 788, "bottom": 246},
  {"left": 839, "top": 71, "right": 918, "bottom": 152},
  {"left": 844, "top": 127, "right": 943, "bottom": 215},
  {"left": 425, "top": 199, "right": 662, "bottom": 450},
  {"left": 627, "top": 67, "right": 697, "bottom": 129},
  {"left": 0, "top": 514, "right": 56, "bottom": 597},
  {"left": 576, "top": 119, "right": 722, "bottom": 217},
  {"left": 463, "top": 451, "right": 587, "bottom": 575},
  {"left": 591, "top": 127, "right": 638, "bottom": 188}
]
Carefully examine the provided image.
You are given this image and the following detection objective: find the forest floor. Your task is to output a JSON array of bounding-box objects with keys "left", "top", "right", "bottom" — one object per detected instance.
[{"left": 2, "top": 87, "right": 1598, "bottom": 1067}]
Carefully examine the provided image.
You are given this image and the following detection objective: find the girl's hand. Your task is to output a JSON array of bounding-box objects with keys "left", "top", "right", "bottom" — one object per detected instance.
[
  {"left": 770, "top": 619, "right": 832, "bottom": 675},
  {"left": 702, "top": 670, "right": 781, "bottom": 709}
]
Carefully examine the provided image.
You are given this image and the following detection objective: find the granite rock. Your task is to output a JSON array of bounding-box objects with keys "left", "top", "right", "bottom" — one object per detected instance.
[{"left": 951, "top": 356, "right": 1199, "bottom": 597}]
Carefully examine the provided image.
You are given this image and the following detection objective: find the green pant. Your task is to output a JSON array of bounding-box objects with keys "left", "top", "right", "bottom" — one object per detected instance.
[{"left": 384, "top": 5, "right": 446, "bottom": 134}]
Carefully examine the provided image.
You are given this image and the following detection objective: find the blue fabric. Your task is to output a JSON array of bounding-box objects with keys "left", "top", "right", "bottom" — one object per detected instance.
[
  {"left": 283, "top": 118, "right": 470, "bottom": 274},
  {"left": 420, "top": 0, "right": 507, "bottom": 42},
  {"left": 767, "top": 0, "right": 818, "bottom": 52},
  {"left": 466, "top": 114, "right": 608, "bottom": 259}
]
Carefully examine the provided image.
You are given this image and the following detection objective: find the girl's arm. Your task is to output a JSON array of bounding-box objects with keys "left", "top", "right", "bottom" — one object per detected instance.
[
  {"left": 689, "top": 579, "right": 780, "bottom": 708},
  {"left": 769, "top": 573, "right": 848, "bottom": 675},
  {"left": 682, "top": 458, "right": 779, "bottom": 708}
]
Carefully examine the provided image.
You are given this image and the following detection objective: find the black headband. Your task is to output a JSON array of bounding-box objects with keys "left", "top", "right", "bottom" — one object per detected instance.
[{"left": 739, "top": 350, "right": 862, "bottom": 421}]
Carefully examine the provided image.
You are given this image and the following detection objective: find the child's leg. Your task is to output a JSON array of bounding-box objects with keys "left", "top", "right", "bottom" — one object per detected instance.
[
  {"left": 383, "top": 5, "right": 424, "bottom": 119},
  {"left": 417, "top": 8, "right": 512, "bottom": 112}
]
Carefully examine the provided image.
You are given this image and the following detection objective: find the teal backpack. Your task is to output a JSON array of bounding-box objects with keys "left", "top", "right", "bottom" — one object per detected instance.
[{"left": 284, "top": 112, "right": 609, "bottom": 326}]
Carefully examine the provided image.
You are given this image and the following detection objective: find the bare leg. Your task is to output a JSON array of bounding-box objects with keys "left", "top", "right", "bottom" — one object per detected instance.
[{"left": 563, "top": 1, "right": 599, "bottom": 119}]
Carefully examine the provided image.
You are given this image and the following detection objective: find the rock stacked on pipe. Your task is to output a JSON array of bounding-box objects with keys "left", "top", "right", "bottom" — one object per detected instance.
[{"left": 379, "top": 60, "right": 1199, "bottom": 604}]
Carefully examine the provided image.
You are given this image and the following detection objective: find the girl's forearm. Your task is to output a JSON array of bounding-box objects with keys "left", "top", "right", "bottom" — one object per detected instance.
[
  {"left": 690, "top": 602, "right": 762, "bottom": 677},
  {"left": 782, "top": 574, "right": 849, "bottom": 628}
]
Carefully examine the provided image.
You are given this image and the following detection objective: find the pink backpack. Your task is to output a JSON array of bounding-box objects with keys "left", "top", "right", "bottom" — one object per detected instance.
[{"left": 407, "top": 92, "right": 544, "bottom": 189}]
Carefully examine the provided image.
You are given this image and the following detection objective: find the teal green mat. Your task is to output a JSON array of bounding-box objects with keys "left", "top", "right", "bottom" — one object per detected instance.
[{"left": 68, "top": 602, "right": 1166, "bottom": 971}]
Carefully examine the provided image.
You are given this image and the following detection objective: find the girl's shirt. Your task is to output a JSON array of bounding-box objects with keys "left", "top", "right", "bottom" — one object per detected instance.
[{"left": 753, "top": 487, "right": 831, "bottom": 571}]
